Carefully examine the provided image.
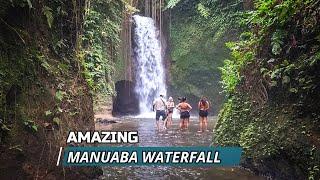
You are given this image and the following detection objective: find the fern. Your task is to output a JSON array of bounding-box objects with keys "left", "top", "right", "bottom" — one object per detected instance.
[
  {"left": 43, "top": 6, "right": 53, "bottom": 28},
  {"left": 165, "top": 0, "right": 182, "bottom": 9},
  {"left": 271, "top": 30, "right": 286, "bottom": 55},
  {"left": 26, "top": 0, "right": 32, "bottom": 8}
]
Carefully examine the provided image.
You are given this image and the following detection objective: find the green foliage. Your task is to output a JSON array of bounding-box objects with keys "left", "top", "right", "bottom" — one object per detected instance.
[
  {"left": 246, "top": 0, "right": 301, "bottom": 34},
  {"left": 219, "top": 60, "right": 240, "bottom": 94},
  {"left": 271, "top": 30, "right": 286, "bottom": 55},
  {"left": 43, "top": 6, "right": 53, "bottom": 28},
  {"left": 196, "top": 3, "right": 210, "bottom": 18},
  {"left": 81, "top": 0, "right": 123, "bottom": 97},
  {"left": 45, "top": 110, "right": 52, "bottom": 116},
  {"left": 165, "top": 0, "right": 182, "bottom": 9},
  {"left": 308, "top": 145, "right": 320, "bottom": 180},
  {"left": 0, "top": 45, "right": 40, "bottom": 138},
  {"left": 55, "top": 90, "right": 64, "bottom": 101},
  {"left": 215, "top": 94, "right": 320, "bottom": 178},
  {"left": 0, "top": 0, "right": 98, "bottom": 142},
  {"left": 219, "top": 40, "right": 254, "bottom": 94},
  {"left": 214, "top": 94, "right": 252, "bottom": 145},
  {"left": 8, "top": 145, "right": 23, "bottom": 152},
  {"left": 0, "top": 1, "right": 106, "bottom": 178},
  {"left": 9, "top": 0, "right": 33, "bottom": 9},
  {"left": 26, "top": 0, "right": 32, "bottom": 8},
  {"left": 23, "top": 119, "right": 38, "bottom": 133},
  {"left": 0, "top": 118, "right": 10, "bottom": 142},
  {"left": 215, "top": 0, "right": 320, "bottom": 178},
  {"left": 0, "top": 119, "right": 10, "bottom": 132},
  {"left": 169, "top": 0, "right": 242, "bottom": 110},
  {"left": 218, "top": 0, "right": 320, "bottom": 102},
  {"left": 52, "top": 117, "right": 60, "bottom": 126}
]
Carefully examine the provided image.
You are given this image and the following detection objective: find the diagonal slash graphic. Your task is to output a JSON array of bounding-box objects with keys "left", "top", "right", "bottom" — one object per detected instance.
[{"left": 56, "top": 147, "right": 63, "bottom": 166}]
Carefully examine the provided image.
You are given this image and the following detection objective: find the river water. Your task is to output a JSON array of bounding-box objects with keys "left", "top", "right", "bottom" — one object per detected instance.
[{"left": 96, "top": 117, "right": 264, "bottom": 180}]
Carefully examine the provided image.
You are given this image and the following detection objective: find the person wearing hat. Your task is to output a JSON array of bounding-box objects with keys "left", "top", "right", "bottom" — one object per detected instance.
[
  {"left": 176, "top": 97, "right": 192, "bottom": 129},
  {"left": 153, "top": 94, "right": 167, "bottom": 130},
  {"left": 165, "top": 97, "right": 175, "bottom": 128}
]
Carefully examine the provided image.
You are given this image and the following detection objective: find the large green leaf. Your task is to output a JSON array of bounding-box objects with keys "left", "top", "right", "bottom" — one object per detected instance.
[
  {"left": 26, "top": 0, "right": 32, "bottom": 8},
  {"left": 282, "top": 76, "right": 290, "bottom": 84},
  {"left": 45, "top": 110, "right": 52, "bottom": 116},
  {"left": 55, "top": 90, "right": 64, "bottom": 101},
  {"left": 53, "top": 117, "right": 60, "bottom": 126},
  {"left": 43, "top": 6, "right": 53, "bottom": 28},
  {"left": 165, "top": 0, "right": 182, "bottom": 9}
]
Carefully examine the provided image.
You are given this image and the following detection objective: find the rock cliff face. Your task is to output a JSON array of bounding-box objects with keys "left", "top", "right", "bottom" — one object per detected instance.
[{"left": 0, "top": 1, "right": 100, "bottom": 178}]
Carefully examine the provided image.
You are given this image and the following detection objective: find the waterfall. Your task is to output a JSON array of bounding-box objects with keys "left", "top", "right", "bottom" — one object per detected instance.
[{"left": 132, "top": 15, "right": 166, "bottom": 115}]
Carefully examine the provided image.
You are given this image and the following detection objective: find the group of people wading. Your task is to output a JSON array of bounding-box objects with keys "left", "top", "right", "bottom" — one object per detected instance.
[{"left": 152, "top": 94, "right": 210, "bottom": 132}]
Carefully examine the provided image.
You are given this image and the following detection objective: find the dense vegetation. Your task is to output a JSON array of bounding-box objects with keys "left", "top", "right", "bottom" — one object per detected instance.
[
  {"left": 81, "top": 0, "right": 123, "bottom": 104},
  {"left": 167, "top": 0, "right": 243, "bottom": 111},
  {"left": 1, "top": 0, "right": 319, "bottom": 179},
  {"left": 0, "top": 0, "right": 124, "bottom": 178},
  {"left": 169, "top": 0, "right": 320, "bottom": 179},
  {"left": 215, "top": 0, "right": 320, "bottom": 179}
]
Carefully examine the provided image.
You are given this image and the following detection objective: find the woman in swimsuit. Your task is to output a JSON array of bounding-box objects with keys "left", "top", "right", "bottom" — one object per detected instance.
[
  {"left": 176, "top": 97, "right": 192, "bottom": 129},
  {"left": 198, "top": 96, "right": 209, "bottom": 132},
  {"left": 166, "top": 97, "right": 175, "bottom": 128}
]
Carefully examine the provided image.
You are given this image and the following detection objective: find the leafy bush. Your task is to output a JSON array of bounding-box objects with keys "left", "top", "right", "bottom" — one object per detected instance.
[
  {"left": 81, "top": 0, "right": 123, "bottom": 97},
  {"left": 168, "top": 0, "right": 243, "bottom": 110},
  {"left": 214, "top": 0, "right": 320, "bottom": 178}
]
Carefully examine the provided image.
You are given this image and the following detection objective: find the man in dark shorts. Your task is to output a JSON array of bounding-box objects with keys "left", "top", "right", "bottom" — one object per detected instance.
[{"left": 153, "top": 94, "right": 167, "bottom": 130}]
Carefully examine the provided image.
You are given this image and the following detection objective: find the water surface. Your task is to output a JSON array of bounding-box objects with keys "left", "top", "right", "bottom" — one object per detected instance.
[{"left": 96, "top": 117, "right": 264, "bottom": 180}]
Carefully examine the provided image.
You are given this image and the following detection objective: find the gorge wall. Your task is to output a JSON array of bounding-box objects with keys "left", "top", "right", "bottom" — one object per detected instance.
[{"left": 0, "top": 0, "right": 124, "bottom": 178}]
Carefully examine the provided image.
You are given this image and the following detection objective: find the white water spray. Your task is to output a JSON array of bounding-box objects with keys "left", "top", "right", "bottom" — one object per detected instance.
[{"left": 132, "top": 15, "right": 166, "bottom": 115}]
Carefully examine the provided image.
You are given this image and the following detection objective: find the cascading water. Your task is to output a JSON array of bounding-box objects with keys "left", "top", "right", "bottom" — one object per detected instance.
[{"left": 132, "top": 15, "right": 166, "bottom": 115}]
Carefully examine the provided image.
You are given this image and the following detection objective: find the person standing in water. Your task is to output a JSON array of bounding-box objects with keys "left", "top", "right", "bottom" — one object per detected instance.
[
  {"left": 198, "top": 96, "right": 210, "bottom": 132},
  {"left": 165, "top": 97, "right": 175, "bottom": 128},
  {"left": 176, "top": 97, "right": 192, "bottom": 129},
  {"left": 153, "top": 94, "right": 167, "bottom": 130}
]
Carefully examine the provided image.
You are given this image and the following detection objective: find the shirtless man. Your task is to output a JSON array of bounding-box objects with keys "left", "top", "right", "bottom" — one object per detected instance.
[{"left": 153, "top": 94, "right": 167, "bottom": 130}]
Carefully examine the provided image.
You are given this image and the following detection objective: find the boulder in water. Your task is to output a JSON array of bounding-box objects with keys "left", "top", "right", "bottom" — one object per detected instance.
[{"left": 113, "top": 80, "right": 139, "bottom": 115}]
